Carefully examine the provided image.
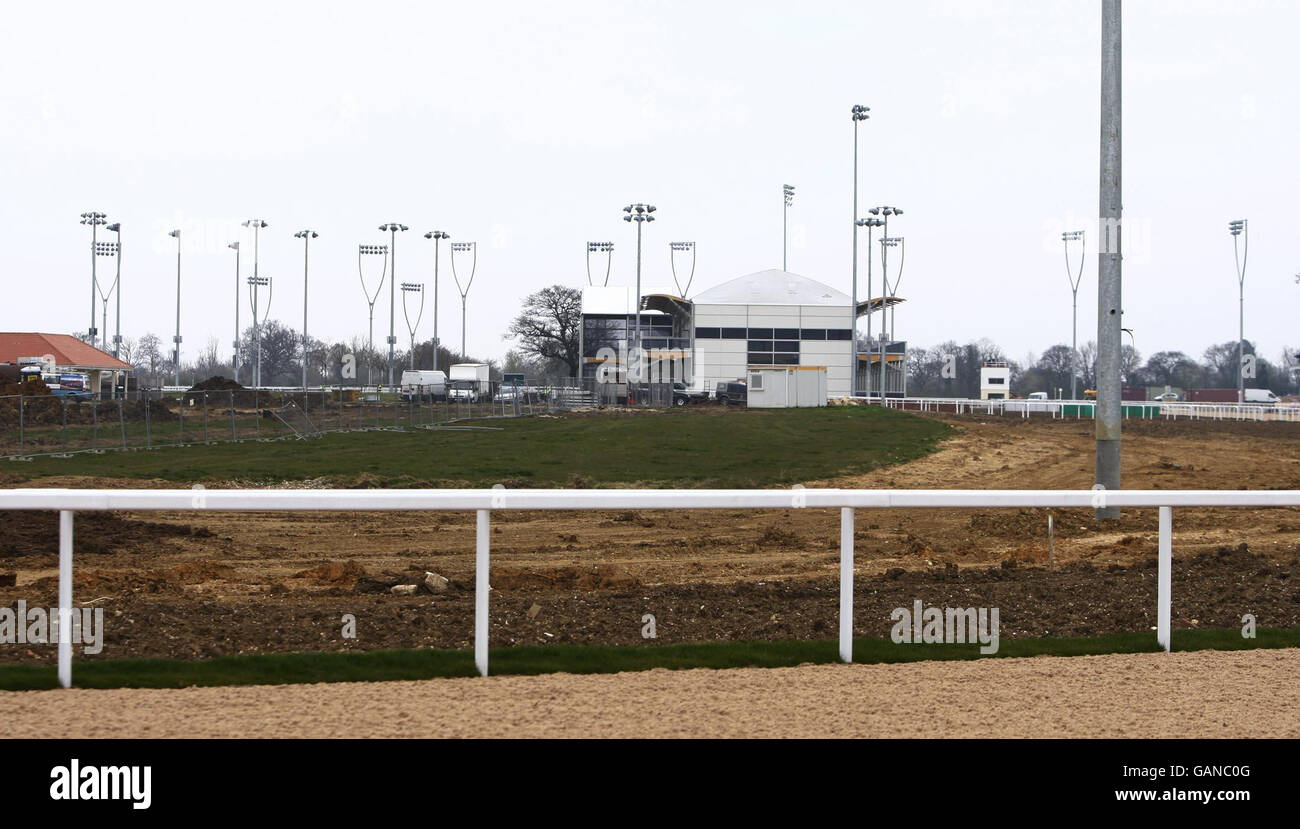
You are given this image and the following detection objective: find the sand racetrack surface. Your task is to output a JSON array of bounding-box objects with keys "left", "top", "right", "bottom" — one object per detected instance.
[{"left": 4, "top": 647, "right": 1297, "bottom": 738}]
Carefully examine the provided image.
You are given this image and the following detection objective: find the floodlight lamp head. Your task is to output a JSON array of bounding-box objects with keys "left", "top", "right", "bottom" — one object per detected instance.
[
  {"left": 229, "top": 242, "right": 239, "bottom": 250},
  {"left": 168, "top": 229, "right": 180, "bottom": 238},
  {"left": 107, "top": 223, "right": 120, "bottom": 232}
]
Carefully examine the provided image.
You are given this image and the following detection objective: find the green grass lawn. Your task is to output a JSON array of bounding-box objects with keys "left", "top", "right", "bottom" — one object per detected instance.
[
  {"left": 6, "top": 406, "right": 951, "bottom": 488},
  {"left": 1, "top": 627, "right": 1294, "bottom": 691}
]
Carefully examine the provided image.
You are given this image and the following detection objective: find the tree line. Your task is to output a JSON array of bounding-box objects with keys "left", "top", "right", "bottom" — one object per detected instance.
[{"left": 906, "top": 338, "right": 1300, "bottom": 398}]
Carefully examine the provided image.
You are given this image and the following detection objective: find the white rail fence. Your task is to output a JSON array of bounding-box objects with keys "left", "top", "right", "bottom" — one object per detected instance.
[
  {"left": 870, "top": 396, "right": 1300, "bottom": 422},
  {"left": 4, "top": 487, "right": 1299, "bottom": 688}
]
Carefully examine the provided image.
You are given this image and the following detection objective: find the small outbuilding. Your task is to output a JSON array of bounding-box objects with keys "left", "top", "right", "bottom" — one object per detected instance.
[{"left": 746, "top": 365, "right": 828, "bottom": 408}]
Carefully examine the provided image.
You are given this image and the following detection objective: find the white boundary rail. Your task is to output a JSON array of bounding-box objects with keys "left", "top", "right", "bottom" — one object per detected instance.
[
  {"left": 871, "top": 395, "right": 1300, "bottom": 422},
  {"left": 3, "top": 486, "right": 1299, "bottom": 687}
]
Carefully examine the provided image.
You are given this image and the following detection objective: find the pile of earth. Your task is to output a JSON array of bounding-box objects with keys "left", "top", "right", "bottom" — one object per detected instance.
[
  {"left": 184, "top": 376, "right": 265, "bottom": 407},
  {"left": 0, "top": 511, "right": 214, "bottom": 559}
]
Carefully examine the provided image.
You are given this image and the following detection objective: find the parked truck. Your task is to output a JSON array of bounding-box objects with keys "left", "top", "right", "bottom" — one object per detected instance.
[
  {"left": 1183, "top": 388, "right": 1242, "bottom": 403},
  {"left": 448, "top": 363, "right": 492, "bottom": 402},
  {"left": 400, "top": 370, "right": 447, "bottom": 401}
]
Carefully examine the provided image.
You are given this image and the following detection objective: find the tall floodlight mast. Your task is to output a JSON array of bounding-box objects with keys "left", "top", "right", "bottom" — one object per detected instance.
[
  {"left": 358, "top": 244, "right": 389, "bottom": 387},
  {"left": 849, "top": 105, "right": 869, "bottom": 397},
  {"left": 423, "top": 230, "right": 450, "bottom": 371},
  {"left": 379, "top": 223, "right": 409, "bottom": 389},
  {"left": 247, "top": 273, "right": 273, "bottom": 389},
  {"left": 1062, "top": 230, "right": 1086, "bottom": 400},
  {"left": 1229, "top": 219, "right": 1249, "bottom": 405},
  {"left": 228, "top": 242, "right": 240, "bottom": 383},
  {"left": 669, "top": 241, "right": 695, "bottom": 297},
  {"left": 80, "top": 211, "right": 107, "bottom": 348},
  {"left": 622, "top": 203, "right": 656, "bottom": 378},
  {"left": 586, "top": 241, "right": 614, "bottom": 287},
  {"left": 450, "top": 241, "right": 478, "bottom": 359},
  {"left": 401, "top": 282, "right": 425, "bottom": 370},
  {"left": 783, "top": 184, "right": 795, "bottom": 271}
]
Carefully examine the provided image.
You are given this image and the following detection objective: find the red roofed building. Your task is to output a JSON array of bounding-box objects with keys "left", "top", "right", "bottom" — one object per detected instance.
[{"left": 0, "top": 332, "right": 133, "bottom": 396}]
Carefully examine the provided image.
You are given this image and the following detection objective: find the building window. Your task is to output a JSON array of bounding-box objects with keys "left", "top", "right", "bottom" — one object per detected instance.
[
  {"left": 747, "top": 340, "right": 774, "bottom": 352},
  {"left": 826, "top": 329, "right": 852, "bottom": 341},
  {"left": 800, "top": 328, "right": 826, "bottom": 340},
  {"left": 721, "top": 327, "right": 747, "bottom": 339},
  {"left": 774, "top": 328, "right": 799, "bottom": 340},
  {"left": 773, "top": 353, "right": 799, "bottom": 365},
  {"left": 696, "top": 327, "right": 720, "bottom": 339},
  {"left": 748, "top": 353, "right": 774, "bottom": 365},
  {"left": 747, "top": 327, "right": 773, "bottom": 339},
  {"left": 749, "top": 372, "right": 765, "bottom": 390}
]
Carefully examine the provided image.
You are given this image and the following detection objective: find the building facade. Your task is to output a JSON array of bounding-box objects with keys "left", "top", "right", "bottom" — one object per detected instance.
[{"left": 578, "top": 269, "right": 903, "bottom": 404}]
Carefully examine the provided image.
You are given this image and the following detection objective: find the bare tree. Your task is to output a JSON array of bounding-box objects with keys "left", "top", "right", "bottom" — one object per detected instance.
[{"left": 506, "top": 285, "right": 582, "bottom": 378}]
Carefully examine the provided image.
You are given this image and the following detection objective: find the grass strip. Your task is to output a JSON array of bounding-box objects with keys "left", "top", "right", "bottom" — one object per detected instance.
[{"left": 1, "top": 626, "right": 1296, "bottom": 691}]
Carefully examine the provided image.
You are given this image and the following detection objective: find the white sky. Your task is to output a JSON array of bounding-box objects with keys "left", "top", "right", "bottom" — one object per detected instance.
[{"left": 3, "top": 0, "right": 1297, "bottom": 369}]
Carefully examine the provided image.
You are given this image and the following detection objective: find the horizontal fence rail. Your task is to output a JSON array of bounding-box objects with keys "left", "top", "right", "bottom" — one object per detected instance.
[
  {"left": 5, "top": 486, "right": 1299, "bottom": 687},
  {"left": 868, "top": 395, "right": 1300, "bottom": 422}
]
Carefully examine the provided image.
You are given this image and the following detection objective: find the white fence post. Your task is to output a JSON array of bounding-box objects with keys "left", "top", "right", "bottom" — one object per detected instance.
[
  {"left": 839, "top": 507, "right": 854, "bottom": 663},
  {"left": 475, "top": 508, "right": 490, "bottom": 676},
  {"left": 1158, "top": 506, "right": 1172, "bottom": 652},
  {"left": 58, "top": 510, "right": 73, "bottom": 689}
]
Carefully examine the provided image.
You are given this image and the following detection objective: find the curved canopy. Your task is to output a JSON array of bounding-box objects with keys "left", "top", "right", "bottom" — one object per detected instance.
[{"left": 856, "top": 296, "right": 905, "bottom": 318}]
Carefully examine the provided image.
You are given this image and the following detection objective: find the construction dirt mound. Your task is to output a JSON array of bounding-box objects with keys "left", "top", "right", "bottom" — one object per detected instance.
[
  {"left": 188, "top": 376, "right": 245, "bottom": 392},
  {"left": 0, "top": 511, "right": 214, "bottom": 558}
]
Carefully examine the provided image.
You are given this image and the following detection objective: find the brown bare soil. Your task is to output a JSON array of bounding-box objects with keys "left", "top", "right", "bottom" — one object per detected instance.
[
  {"left": 3, "top": 648, "right": 1296, "bottom": 738},
  {"left": 2, "top": 414, "right": 1300, "bottom": 664}
]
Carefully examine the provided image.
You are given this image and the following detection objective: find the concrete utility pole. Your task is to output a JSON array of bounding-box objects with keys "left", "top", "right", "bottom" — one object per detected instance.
[{"left": 1095, "top": 0, "right": 1123, "bottom": 520}]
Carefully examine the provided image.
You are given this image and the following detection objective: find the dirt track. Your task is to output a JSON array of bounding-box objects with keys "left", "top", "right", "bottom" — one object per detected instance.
[{"left": 3, "top": 647, "right": 1296, "bottom": 738}]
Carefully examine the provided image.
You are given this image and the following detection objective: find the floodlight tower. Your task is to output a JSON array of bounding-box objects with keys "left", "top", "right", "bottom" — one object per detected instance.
[
  {"left": 880, "top": 236, "right": 906, "bottom": 340},
  {"left": 358, "top": 244, "right": 389, "bottom": 387},
  {"left": 228, "top": 242, "right": 240, "bottom": 383},
  {"left": 669, "top": 242, "right": 695, "bottom": 297},
  {"left": 379, "top": 223, "right": 409, "bottom": 389},
  {"left": 1062, "top": 230, "right": 1086, "bottom": 400},
  {"left": 1229, "top": 219, "right": 1248, "bottom": 404},
  {"left": 586, "top": 241, "right": 614, "bottom": 287},
  {"left": 867, "top": 206, "right": 903, "bottom": 358},
  {"left": 450, "top": 241, "right": 478, "bottom": 359},
  {"left": 855, "top": 216, "right": 885, "bottom": 397},
  {"left": 423, "top": 230, "right": 450, "bottom": 371},
  {"left": 247, "top": 274, "right": 272, "bottom": 388},
  {"left": 849, "top": 105, "right": 869, "bottom": 396},
  {"left": 622, "top": 204, "right": 656, "bottom": 369},
  {"left": 401, "top": 282, "right": 425, "bottom": 369},
  {"left": 294, "top": 230, "right": 318, "bottom": 397},
  {"left": 93, "top": 238, "right": 120, "bottom": 363},
  {"left": 80, "top": 211, "right": 107, "bottom": 347},
  {"left": 783, "top": 184, "right": 795, "bottom": 271},
  {"left": 106, "top": 222, "right": 123, "bottom": 362},
  {"left": 168, "top": 229, "right": 182, "bottom": 387}
]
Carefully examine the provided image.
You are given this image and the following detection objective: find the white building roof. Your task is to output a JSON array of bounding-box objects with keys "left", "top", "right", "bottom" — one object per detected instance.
[
  {"left": 692, "top": 269, "right": 850, "bottom": 307},
  {"left": 581, "top": 285, "right": 678, "bottom": 315}
]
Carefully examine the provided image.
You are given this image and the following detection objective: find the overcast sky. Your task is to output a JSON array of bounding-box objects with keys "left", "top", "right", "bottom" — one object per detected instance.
[{"left": 3, "top": 0, "right": 1297, "bottom": 372}]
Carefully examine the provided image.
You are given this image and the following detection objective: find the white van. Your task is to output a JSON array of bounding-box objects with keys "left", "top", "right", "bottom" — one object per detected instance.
[
  {"left": 1244, "top": 388, "right": 1281, "bottom": 405},
  {"left": 400, "top": 370, "right": 447, "bottom": 401}
]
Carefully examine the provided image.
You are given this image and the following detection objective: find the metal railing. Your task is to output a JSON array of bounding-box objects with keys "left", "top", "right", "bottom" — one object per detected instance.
[
  {"left": 868, "top": 395, "right": 1300, "bottom": 422},
  {"left": 3, "top": 486, "right": 1296, "bottom": 687},
  {"left": 0, "top": 384, "right": 591, "bottom": 459}
]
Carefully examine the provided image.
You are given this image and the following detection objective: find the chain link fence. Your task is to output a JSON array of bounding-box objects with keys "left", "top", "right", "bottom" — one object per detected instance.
[{"left": 0, "top": 382, "right": 602, "bottom": 460}]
